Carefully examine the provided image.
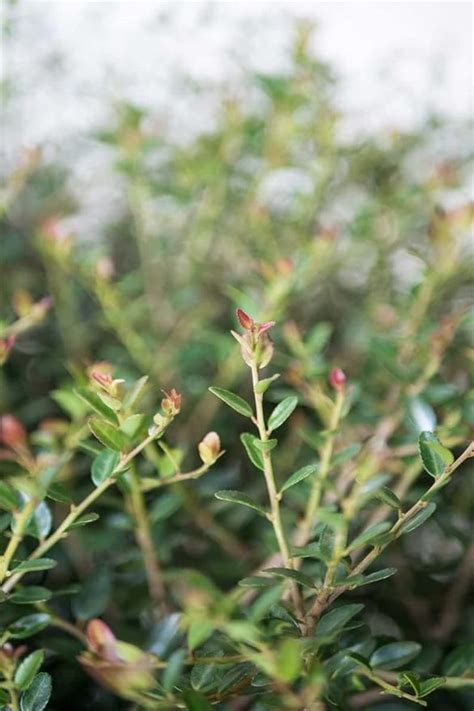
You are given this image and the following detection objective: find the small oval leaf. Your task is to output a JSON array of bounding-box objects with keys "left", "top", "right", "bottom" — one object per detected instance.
[
  {"left": 268, "top": 396, "right": 298, "bottom": 431},
  {"left": 208, "top": 387, "right": 253, "bottom": 417}
]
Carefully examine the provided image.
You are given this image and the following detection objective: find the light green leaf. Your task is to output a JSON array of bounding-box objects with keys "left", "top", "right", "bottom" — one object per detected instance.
[
  {"left": 67, "top": 512, "right": 100, "bottom": 529},
  {"left": 208, "top": 387, "right": 253, "bottom": 417},
  {"left": 73, "top": 387, "right": 118, "bottom": 424},
  {"left": 15, "top": 651, "right": 44, "bottom": 691},
  {"left": 91, "top": 449, "right": 120, "bottom": 487},
  {"left": 0, "top": 482, "right": 18, "bottom": 512},
  {"left": 20, "top": 672, "right": 52, "bottom": 711},
  {"left": 255, "top": 373, "right": 280, "bottom": 394},
  {"left": 119, "top": 414, "right": 146, "bottom": 439},
  {"left": 268, "top": 396, "right": 298, "bottom": 431},
  {"left": 375, "top": 486, "right": 401, "bottom": 509},
  {"left": 331, "top": 444, "right": 361, "bottom": 468},
  {"left": 88, "top": 418, "right": 126, "bottom": 451},
  {"left": 182, "top": 689, "right": 213, "bottom": 711}
]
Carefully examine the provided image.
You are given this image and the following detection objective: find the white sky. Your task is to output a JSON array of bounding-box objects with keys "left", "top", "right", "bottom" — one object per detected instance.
[{"left": 4, "top": 1, "right": 473, "bottom": 146}]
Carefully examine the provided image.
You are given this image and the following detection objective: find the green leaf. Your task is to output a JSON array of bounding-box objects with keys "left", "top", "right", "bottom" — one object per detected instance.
[
  {"left": 442, "top": 643, "right": 474, "bottom": 676},
  {"left": 253, "top": 438, "right": 278, "bottom": 452},
  {"left": 268, "top": 396, "right": 298, "bottom": 431},
  {"left": 208, "top": 387, "right": 253, "bottom": 417},
  {"left": 187, "top": 621, "right": 214, "bottom": 651},
  {"left": 119, "top": 414, "right": 146, "bottom": 439},
  {"left": 335, "top": 567, "right": 397, "bottom": 588},
  {"left": 418, "top": 677, "right": 446, "bottom": 697},
  {"left": 315, "top": 604, "right": 364, "bottom": 641},
  {"left": 72, "top": 568, "right": 111, "bottom": 620},
  {"left": 0, "top": 481, "right": 18, "bottom": 511},
  {"left": 399, "top": 670, "right": 421, "bottom": 696},
  {"left": 370, "top": 642, "right": 421, "bottom": 670},
  {"left": 74, "top": 387, "right": 119, "bottom": 424},
  {"left": 331, "top": 444, "right": 362, "bottom": 468},
  {"left": 264, "top": 567, "right": 315, "bottom": 589},
  {"left": 344, "top": 652, "right": 372, "bottom": 671},
  {"left": 8, "top": 614, "right": 51, "bottom": 639},
  {"left": 418, "top": 431, "right": 454, "bottom": 478},
  {"left": 182, "top": 689, "right": 213, "bottom": 711},
  {"left": 346, "top": 522, "right": 392, "bottom": 552},
  {"left": 399, "top": 503, "right": 436, "bottom": 535},
  {"left": 28, "top": 502, "right": 52, "bottom": 540},
  {"left": 20, "top": 672, "right": 52, "bottom": 711},
  {"left": 88, "top": 418, "right": 126, "bottom": 451},
  {"left": 123, "top": 375, "right": 149, "bottom": 411},
  {"left": 238, "top": 576, "right": 277, "bottom": 588},
  {"left": 214, "top": 490, "right": 267, "bottom": 517},
  {"left": 45, "top": 483, "right": 72, "bottom": 505},
  {"left": 67, "top": 512, "right": 100, "bottom": 529},
  {"left": 91, "top": 449, "right": 120, "bottom": 487},
  {"left": 275, "top": 638, "right": 302, "bottom": 682},
  {"left": 255, "top": 373, "right": 280, "bottom": 394},
  {"left": 15, "top": 650, "right": 44, "bottom": 691},
  {"left": 375, "top": 486, "right": 401, "bottom": 509},
  {"left": 163, "top": 649, "right": 187, "bottom": 691},
  {"left": 240, "top": 433, "right": 264, "bottom": 471},
  {"left": 10, "top": 559, "right": 57, "bottom": 575},
  {"left": 10, "top": 587, "right": 52, "bottom": 605},
  {"left": 280, "top": 463, "right": 318, "bottom": 494}
]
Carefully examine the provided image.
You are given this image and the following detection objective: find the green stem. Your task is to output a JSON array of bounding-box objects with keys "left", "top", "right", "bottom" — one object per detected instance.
[
  {"left": 0, "top": 498, "right": 37, "bottom": 583},
  {"left": 250, "top": 362, "right": 304, "bottom": 619},
  {"left": 1, "top": 428, "right": 162, "bottom": 595}
]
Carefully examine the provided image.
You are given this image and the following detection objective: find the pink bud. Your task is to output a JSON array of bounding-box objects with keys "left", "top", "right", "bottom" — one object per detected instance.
[
  {"left": 0, "top": 415, "right": 28, "bottom": 450},
  {"left": 91, "top": 371, "right": 113, "bottom": 389},
  {"left": 257, "top": 321, "right": 276, "bottom": 335},
  {"left": 236, "top": 308, "right": 254, "bottom": 330},
  {"left": 329, "top": 368, "right": 346, "bottom": 391},
  {"left": 86, "top": 619, "right": 118, "bottom": 659}
]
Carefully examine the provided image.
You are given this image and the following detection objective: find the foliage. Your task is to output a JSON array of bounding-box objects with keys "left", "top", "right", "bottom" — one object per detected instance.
[{"left": 1, "top": 20, "right": 473, "bottom": 711}]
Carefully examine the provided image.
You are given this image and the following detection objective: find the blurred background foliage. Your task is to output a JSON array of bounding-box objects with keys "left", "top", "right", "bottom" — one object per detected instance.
[{"left": 0, "top": 3, "right": 473, "bottom": 710}]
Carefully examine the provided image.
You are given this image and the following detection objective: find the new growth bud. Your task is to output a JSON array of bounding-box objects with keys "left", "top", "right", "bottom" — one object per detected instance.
[
  {"left": 0, "top": 415, "right": 28, "bottom": 450},
  {"left": 233, "top": 308, "right": 276, "bottom": 369},
  {"left": 161, "top": 388, "right": 182, "bottom": 416},
  {"left": 329, "top": 367, "right": 346, "bottom": 391},
  {"left": 198, "top": 431, "right": 221, "bottom": 464}
]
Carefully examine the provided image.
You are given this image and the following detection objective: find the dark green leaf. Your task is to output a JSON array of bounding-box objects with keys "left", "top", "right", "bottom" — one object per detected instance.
[
  {"left": 264, "top": 567, "right": 315, "bottom": 589},
  {"left": 238, "top": 576, "right": 277, "bottom": 588},
  {"left": 253, "top": 438, "right": 278, "bottom": 452},
  {"left": 46, "top": 483, "right": 72, "bottom": 505},
  {"left": 67, "top": 512, "right": 100, "bottom": 529},
  {"left": 208, "top": 387, "right": 253, "bottom": 417},
  {"left": 214, "top": 490, "right": 267, "bottom": 516},
  {"left": 8, "top": 614, "right": 51, "bottom": 639},
  {"left": 20, "top": 672, "right": 52, "bottom": 711},
  {"left": 418, "top": 677, "right": 446, "bottom": 697},
  {"left": 370, "top": 642, "right": 421, "bottom": 670},
  {"left": 418, "top": 432, "right": 453, "bottom": 478},
  {"left": 375, "top": 486, "right": 401, "bottom": 509},
  {"left": 91, "top": 449, "right": 120, "bottom": 487},
  {"left": 347, "top": 522, "right": 392, "bottom": 552},
  {"left": 334, "top": 567, "right": 397, "bottom": 588},
  {"left": 399, "top": 503, "right": 436, "bottom": 535},
  {"left": 0, "top": 481, "right": 18, "bottom": 511},
  {"left": 315, "top": 604, "right": 364, "bottom": 640},
  {"left": 10, "top": 559, "right": 57, "bottom": 575},
  {"left": 268, "top": 396, "right": 298, "bottom": 431},
  {"left": 442, "top": 643, "right": 474, "bottom": 676},
  {"left": 72, "top": 568, "right": 111, "bottom": 619},
  {"left": 240, "top": 433, "right": 264, "bottom": 471},
  {"left": 280, "top": 463, "right": 318, "bottom": 494},
  {"left": 10, "top": 587, "right": 52, "bottom": 605},
  {"left": 331, "top": 444, "right": 362, "bottom": 468},
  {"left": 88, "top": 418, "right": 126, "bottom": 451},
  {"left": 15, "top": 650, "right": 44, "bottom": 691},
  {"left": 182, "top": 689, "right": 213, "bottom": 711}
]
